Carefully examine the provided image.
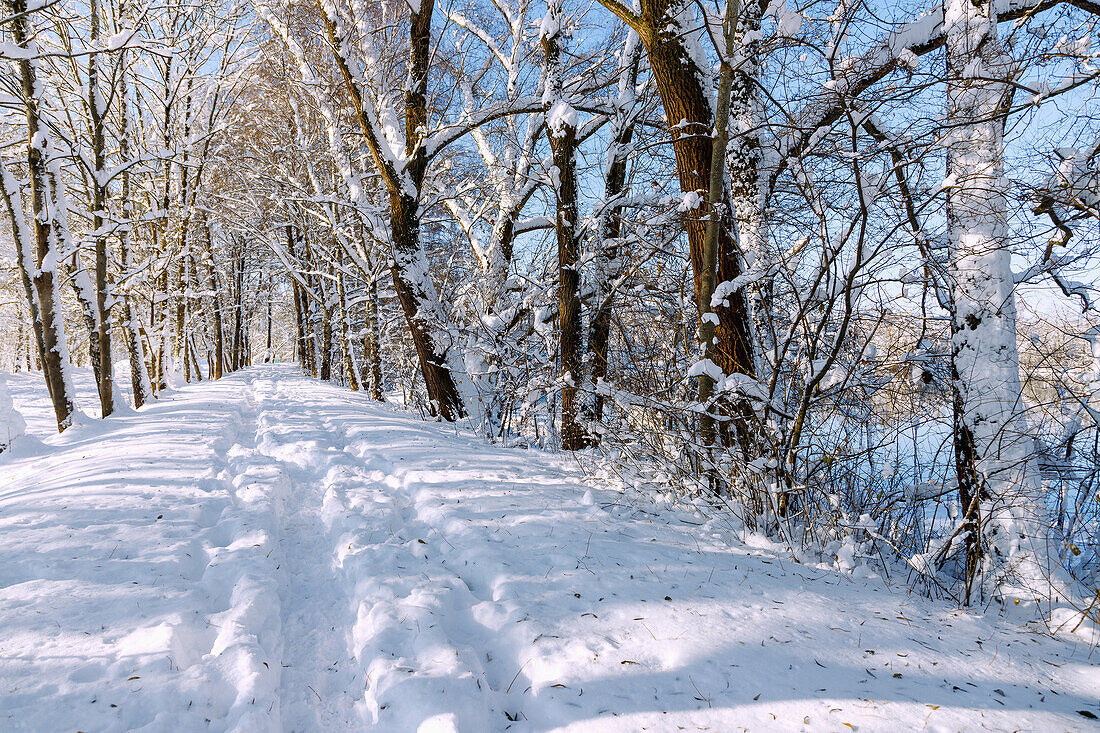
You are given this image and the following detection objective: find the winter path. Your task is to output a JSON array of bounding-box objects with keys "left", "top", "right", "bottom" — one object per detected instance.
[{"left": 0, "top": 366, "right": 1097, "bottom": 732}]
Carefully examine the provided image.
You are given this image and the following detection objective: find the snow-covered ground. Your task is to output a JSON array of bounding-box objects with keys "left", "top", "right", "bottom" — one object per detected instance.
[{"left": 0, "top": 365, "right": 1097, "bottom": 732}]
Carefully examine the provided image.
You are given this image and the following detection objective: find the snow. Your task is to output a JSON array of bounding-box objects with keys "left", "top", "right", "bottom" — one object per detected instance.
[
  {"left": 1, "top": 365, "right": 1098, "bottom": 731},
  {"left": 687, "top": 357, "right": 724, "bottom": 382},
  {"left": 0, "top": 42, "right": 35, "bottom": 60},
  {"left": 677, "top": 190, "right": 702, "bottom": 212},
  {"left": 539, "top": 12, "right": 559, "bottom": 41},
  {"left": 106, "top": 28, "right": 139, "bottom": 51},
  {"left": 765, "top": 0, "right": 803, "bottom": 37},
  {"left": 0, "top": 375, "right": 26, "bottom": 452},
  {"left": 546, "top": 100, "right": 576, "bottom": 136}
]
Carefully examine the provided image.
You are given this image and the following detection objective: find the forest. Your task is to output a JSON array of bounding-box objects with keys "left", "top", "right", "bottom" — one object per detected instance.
[{"left": 1, "top": 0, "right": 1100, "bottom": 728}]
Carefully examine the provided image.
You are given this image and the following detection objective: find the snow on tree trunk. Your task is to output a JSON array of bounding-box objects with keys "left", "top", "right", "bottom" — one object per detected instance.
[
  {"left": 202, "top": 218, "right": 225, "bottom": 381},
  {"left": 362, "top": 278, "right": 384, "bottom": 401},
  {"left": 334, "top": 253, "right": 359, "bottom": 390},
  {"left": 944, "top": 0, "right": 1049, "bottom": 599},
  {"left": 5, "top": 0, "right": 78, "bottom": 432},
  {"left": 607, "top": 0, "right": 757, "bottom": 451},
  {"left": 315, "top": 0, "right": 467, "bottom": 421},
  {"left": 117, "top": 53, "right": 154, "bottom": 407},
  {"left": 88, "top": 0, "right": 116, "bottom": 417},
  {"left": 586, "top": 31, "right": 642, "bottom": 431},
  {"left": 726, "top": 1, "right": 772, "bottom": 368},
  {"left": 542, "top": 0, "right": 586, "bottom": 451},
  {"left": 0, "top": 158, "right": 48, "bottom": 380}
]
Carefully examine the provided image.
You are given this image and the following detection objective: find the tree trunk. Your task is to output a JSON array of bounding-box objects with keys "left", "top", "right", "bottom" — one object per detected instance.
[
  {"left": 266, "top": 291, "right": 273, "bottom": 363},
  {"left": 117, "top": 47, "right": 153, "bottom": 408},
  {"left": 335, "top": 259, "right": 359, "bottom": 389},
  {"left": 320, "top": 307, "right": 332, "bottom": 381},
  {"left": 151, "top": 235, "right": 169, "bottom": 392},
  {"left": 6, "top": 0, "right": 77, "bottom": 431},
  {"left": 232, "top": 249, "right": 244, "bottom": 371},
  {"left": 542, "top": 1, "right": 586, "bottom": 450},
  {"left": 587, "top": 34, "right": 642, "bottom": 431},
  {"left": 88, "top": 0, "right": 115, "bottom": 416},
  {"left": 203, "top": 219, "right": 225, "bottom": 379},
  {"left": 726, "top": 2, "right": 771, "bottom": 364},
  {"left": 320, "top": 1, "right": 466, "bottom": 420},
  {"left": 178, "top": 258, "right": 189, "bottom": 381},
  {"left": 697, "top": 0, "right": 740, "bottom": 447},
  {"left": 293, "top": 277, "right": 309, "bottom": 373},
  {"left": 362, "top": 278, "right": 384, "bottom": 400},
  {"left": 610, "top": 0, "right": 757, "bottom": 450},
  {"left": 944, "top": 0, "right": 1043, "bottom": 599},
  {"left": 0, "top": 160, "right": 49, "bottom": 387}
]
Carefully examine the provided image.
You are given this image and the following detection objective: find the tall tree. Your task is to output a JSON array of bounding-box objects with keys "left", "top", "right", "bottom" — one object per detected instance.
[
  {"left": 596, "top": 0, "right": 757, "bottom": 450},
  {"left": 3, "top": 0, "right": 79, "bottom": 431}
]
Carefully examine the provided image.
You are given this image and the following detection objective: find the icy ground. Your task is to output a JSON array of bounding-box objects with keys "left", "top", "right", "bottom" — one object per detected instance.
[{"left": 0, "top": 366, "right": 1097, "bottom": 732}]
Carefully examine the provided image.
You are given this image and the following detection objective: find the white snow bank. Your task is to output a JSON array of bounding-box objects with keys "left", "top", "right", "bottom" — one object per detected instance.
[
  {"left": 0, "top": 365, "right": 1097, "bottom": 731},
  {"left": 0, "top": 374, "right": 26, "bottom": 452}
]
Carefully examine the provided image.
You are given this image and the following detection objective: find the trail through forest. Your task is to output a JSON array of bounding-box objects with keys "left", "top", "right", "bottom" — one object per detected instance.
[{"left": 0, "top": 366, "right": 1097, "bottom": 732}]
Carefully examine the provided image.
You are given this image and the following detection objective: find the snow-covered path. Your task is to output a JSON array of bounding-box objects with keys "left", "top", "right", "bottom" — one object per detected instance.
[{"left": 1, "top": 366, "right": 1097, "bottom": 732}]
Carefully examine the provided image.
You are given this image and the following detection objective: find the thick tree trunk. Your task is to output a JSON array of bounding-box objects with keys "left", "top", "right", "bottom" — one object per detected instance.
[
  {"left": 944, "top": 0, "right": 1043, "bottom": 599},
  {"left": 6, "top": 0, "right": 77, "bottom": 431},
  {"left": 697, "top": 0, "right": 741, "bottom": 447},
  {"left": 31, "top": 149, "right": 78, "bottom": 426},
  {"left": 615, "top": 0, "right": 756, "bottom": 450},
  {"left": 320, "top": 2, "right": 466, "bottom": 421},
  {"left": 726, "top": 2, "right": 771, "bottom": 363},
  {"left": 384, "top": 139, "right": 465, "bottom": 416}
]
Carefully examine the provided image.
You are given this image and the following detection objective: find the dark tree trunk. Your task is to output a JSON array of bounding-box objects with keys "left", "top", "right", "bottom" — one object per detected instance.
[
  {"left": 89, "top": 0, "right": 115, "bottom": 416},
  {"left": 204, "top": 221, "right": 225, "bottom": 379},
  {"left": 600, "top": 0, "right": 757, "bottom": 452},
  {"left": 542, "top": 7, "right": 586, "bottom": 450},
  {"left": 587, "top": 40, "right": 642, "bottom": 431},
  {"left": 335, "top": 258, "right": 358, "bottom": 389},
  {"left": 321, "top": 2, "right": 466, "bottom": 420},
  {"left": 320, "top": 308, "right": 332, "bottom": 381},
  {"left": 232, "top": 250, "right": 244, "bottom": 371},
  {"left": 266, "top": 293, "right": 273, "bottom": 363},
  {"left": 293, "top": 278, "right": 309, "bottom": 372}
]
